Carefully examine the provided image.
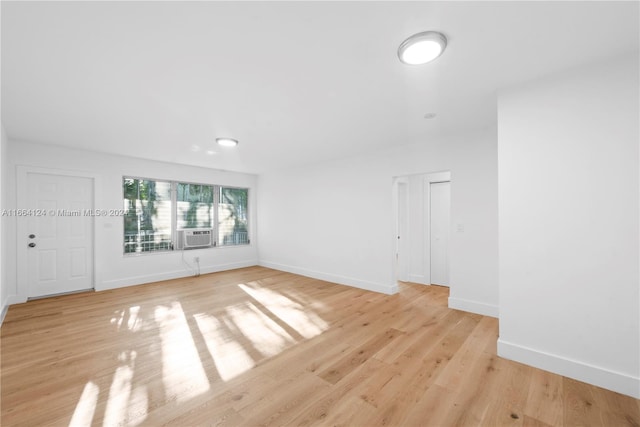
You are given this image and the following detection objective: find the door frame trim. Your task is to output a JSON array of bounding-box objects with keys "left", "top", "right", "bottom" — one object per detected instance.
[
  {"left": 392, "top": 176, "right": 410, "bottom": 283},
  {"left": 16, "top": 166, "right": 102, "bottom": 301}
]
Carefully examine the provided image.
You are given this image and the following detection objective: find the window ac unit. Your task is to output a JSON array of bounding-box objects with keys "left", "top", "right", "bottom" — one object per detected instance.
[{"left": 179, "top": 229, "right": 212, "bottom": 249}]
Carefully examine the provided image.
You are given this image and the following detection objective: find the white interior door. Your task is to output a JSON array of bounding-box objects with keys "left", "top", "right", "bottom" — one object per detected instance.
[
  {"left": 396, "top": 181, "right": 409, "bottom": 281},
  {"left": 430, "top": 181, "right": 450, "bottom": 286},
  {"left": 26, "top": 173, "right": 94, "bottom": 298}
]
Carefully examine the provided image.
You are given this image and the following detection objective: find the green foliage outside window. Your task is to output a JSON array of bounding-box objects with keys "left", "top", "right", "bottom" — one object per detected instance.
[
  {"left": 177, "top": 183, "right": 214, "bottom": 229},
  {"left": 219, "top": 187, "right": 248, "bottom": 246},
  {"left": 123, "top": 178, "right": 172, "bottom": 253}
]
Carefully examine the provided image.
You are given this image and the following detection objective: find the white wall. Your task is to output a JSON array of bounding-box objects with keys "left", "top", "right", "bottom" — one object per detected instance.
[
  {"left": 0, "top": 124, "right": 8, "bottom": 322},
  {"left": 498, "top": 54, "right": 640, "bottom": 398},
  {"left": 4, "top": 140, "right": 258, "bottom": 304},
  {"left": 258, "top": 127, "right": 499, "bottom": 316}
]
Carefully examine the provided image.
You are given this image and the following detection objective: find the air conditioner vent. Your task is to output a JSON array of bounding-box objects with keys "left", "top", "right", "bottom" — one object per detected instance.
[{"left": 177, "top": 229, "right": 212, "bottom": 249}]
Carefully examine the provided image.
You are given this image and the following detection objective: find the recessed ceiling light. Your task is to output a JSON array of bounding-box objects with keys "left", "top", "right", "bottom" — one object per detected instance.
[
  {"left": 398, "top": 31, "right": 447, "bottom": 65},
  {"left": 216, "top": 138, "right": 238, "bottom": 147}
]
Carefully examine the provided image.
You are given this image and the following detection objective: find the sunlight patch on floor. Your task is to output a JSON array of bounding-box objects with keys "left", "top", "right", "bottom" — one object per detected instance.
[
  {"left": 55, "top": 284, "right": 331, "bottom": 425},
  {"left": 155, "top": 302, "right": 210, "bottom": 403},
  {"left": 194, "top": 313, "right": 256, "bottom": 381},
  {"left": 110, "top": 305, "right": 142, "bottom": 332},
  {"left": 104, "top": 364, "right": 134, "bottom": 426},
  {"left": 68, "top": 381, "right": 99, "bottom": 427},
  {"left": 238, "top": 283, "right": 328, "bottom": 339},
  {"left": 127, "top": 385, "right": 150, "bottom": 426},
  {"left": 101, "top": 354, "right": 150, "bottom": 427},
  {"left": 227, "top": 302, "right": 294, "bottom": 357}
]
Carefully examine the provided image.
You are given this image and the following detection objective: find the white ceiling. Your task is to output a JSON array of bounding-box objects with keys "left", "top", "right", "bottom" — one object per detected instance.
[{"left": 2, "top": 1, "right": 638, "bottom": 174}]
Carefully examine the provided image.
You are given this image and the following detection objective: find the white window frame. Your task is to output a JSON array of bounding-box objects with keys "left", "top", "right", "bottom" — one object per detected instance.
[{"left": 123, "top": 176, "right": 250, "bottom": 255}]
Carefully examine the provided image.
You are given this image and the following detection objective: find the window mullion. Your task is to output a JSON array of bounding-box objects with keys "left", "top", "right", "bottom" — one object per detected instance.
[
  {"left": 213, "top": 185, "right": 219, "bottom": 247},
  {"left": 171, "top": 182, "right": 177, "bottom": 250}
]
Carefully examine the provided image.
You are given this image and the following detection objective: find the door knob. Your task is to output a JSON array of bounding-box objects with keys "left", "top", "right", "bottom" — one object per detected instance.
[{"left": 28, "top": 243, "right": 36, "bottom": 248}]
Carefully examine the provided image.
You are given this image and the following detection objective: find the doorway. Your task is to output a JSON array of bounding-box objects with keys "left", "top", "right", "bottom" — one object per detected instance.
[
  {"left": 392, "top": 171, "right": 451, "bottom": 287},
  {"left": 22, "top": 172, "right": 95, "bottom": 298}
]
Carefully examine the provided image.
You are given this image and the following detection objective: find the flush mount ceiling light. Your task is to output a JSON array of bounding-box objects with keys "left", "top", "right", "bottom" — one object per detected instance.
[
  {"left": 398, "top": 31, "right": 447, "bottom": 65},
  {"left": 216, "top": 138, "right": 238, "bottom": 147}
]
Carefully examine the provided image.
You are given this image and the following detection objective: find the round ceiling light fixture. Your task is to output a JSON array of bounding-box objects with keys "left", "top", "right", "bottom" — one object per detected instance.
[
  {"left": 216, "top": 137, "right": 238, "bottom": 147},
  {"left": 398, "top": 31, "right": 447, "bottom": 65}
]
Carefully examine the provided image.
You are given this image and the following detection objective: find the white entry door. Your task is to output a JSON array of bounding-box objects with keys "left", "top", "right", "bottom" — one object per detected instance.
[
  {"left": 430, "top": 181, "right": 450, "bottom": 286},
  {"left": 26, "top": 173, "right": 94, "bottom": 298}
]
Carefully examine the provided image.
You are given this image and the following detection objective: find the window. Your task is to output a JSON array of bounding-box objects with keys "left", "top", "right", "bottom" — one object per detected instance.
[
  {"left": 123, "top": 178, "right": 249, "bottom": 253},
  {"left": 123, "top": 178, "right": 173, "bottom": 253},
  {"left": 176, "top": 183, "right": 213, "bottom": 229},
  {"left": 218, "top": 187, "right": 248, "bottom": 246}
]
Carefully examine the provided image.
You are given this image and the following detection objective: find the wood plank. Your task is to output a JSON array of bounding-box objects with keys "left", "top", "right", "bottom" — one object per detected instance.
[
  {"left": 1, "top": 266, "right": 638, "bottom": 427},
  {"left": 361, "top": 313, "right": 481, "bottom": 426},
  {"left": 238, "top": 372, "right": 331, "bottom": 426},
  {"left": 479, "top": 359, "right": 533, "bottom": 426},
  {"left": 524, "top": 367, "right": 564, "bottom": 426},
  {"left": 164, "top": 406, "right": 245, "bottom": 427},
  {"left": 317, "top": 328, "right": 404, "bottom": 384},
  {"left": 563, "top": 377, "right": 606, "bottom": 426},
  {"left": 422, "top": 333, "right": 506, "bottom": 426},
  {"left": 434, "top": 315, "right": 498, "bottom": 390},
  {"left": 287, "top": 358, "right": 390, "bottom": 427}
]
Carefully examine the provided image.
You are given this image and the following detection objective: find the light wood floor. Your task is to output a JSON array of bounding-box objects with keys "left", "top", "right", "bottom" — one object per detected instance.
[{"left": 2, "top": 266, "right": 639, "bottom": 426}]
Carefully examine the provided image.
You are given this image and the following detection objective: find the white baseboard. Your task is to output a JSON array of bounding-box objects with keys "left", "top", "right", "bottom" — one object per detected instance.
[
  {"left": 408, "top": 274, "right": 428, "bottom": 285},
  {"left": 7, "top": 295, "right": 27, "bottom": 305},
  {"left": 260, "top": 261, "right": 398, "bottom": 295},
  {"left": 98, "top": 260, "right": 258, "bottom": 291},
  {"left": 498, "top": 338, "right": 640, "bottom": 399},
  {"left": 0, "top": 302, "right": 9, "bottom": 327},
  {"left": 0, "top": 261, "right": 259, "bottom": 323},
  {"left": 448, "top": 296, "right": 499, "bottom": 318},
  {"left": 0, "top": 295, "right": 28, "bottom": 327}
]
